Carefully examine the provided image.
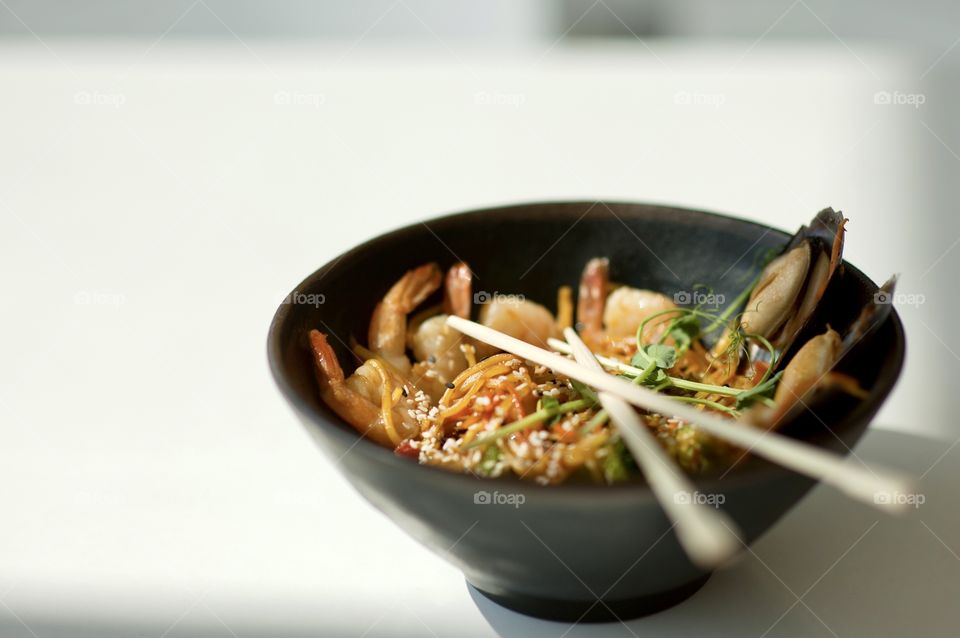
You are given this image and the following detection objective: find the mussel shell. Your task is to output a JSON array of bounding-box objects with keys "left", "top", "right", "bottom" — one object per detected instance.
[{"left": 745, "top": 208, "right": 847, "bottom": 369}]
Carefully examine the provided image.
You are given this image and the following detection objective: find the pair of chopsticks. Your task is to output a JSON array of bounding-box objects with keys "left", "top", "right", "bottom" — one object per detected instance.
[{"left": 446, "top": 316, "right": 914, "bottom": 567}]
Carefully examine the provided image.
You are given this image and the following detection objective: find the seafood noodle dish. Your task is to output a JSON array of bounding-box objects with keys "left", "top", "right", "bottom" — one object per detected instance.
[{"left": 308, "top": 209, "right": 889, "bottom": 484}]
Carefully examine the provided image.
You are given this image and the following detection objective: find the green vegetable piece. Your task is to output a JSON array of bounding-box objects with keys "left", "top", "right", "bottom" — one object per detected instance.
[
  {"left": 477, "top": 444, "right": 502, "bottom": 476},
  {"left": 645, "top": 344, "right": 677, "bottom": 369},
  {"left": 630, "top": 351, "right": 651, "bottom": 369},
  {"left": 602, "top": 438, "right": 634, "bottom": 483},
  {"left": 668, "top": 314, "right": 700, "bottom": 351},
  {"left": 570, "top": 379, "right": 599, "bottom": 404},
  {"left": 540, "top": 395, "right": 561, "bottom": 424},
  {"left": 463, "top": 398, "right": 594, "bottom": 450},
  {"left": 735, "top": 371, "right": 784, "bottom": 409}
]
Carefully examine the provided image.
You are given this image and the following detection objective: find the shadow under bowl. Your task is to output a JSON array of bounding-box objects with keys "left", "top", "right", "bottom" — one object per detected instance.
[{"left": 267, "top": 201, "right": 905, "bottom": 622}]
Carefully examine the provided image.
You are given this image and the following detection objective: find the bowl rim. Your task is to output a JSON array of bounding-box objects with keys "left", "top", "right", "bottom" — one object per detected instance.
[{"left": 267, "top": 199, "right": 906, "bottom": 496}]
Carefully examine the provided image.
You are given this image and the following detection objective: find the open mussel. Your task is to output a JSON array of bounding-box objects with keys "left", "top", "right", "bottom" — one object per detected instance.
[
  {"left": 750, "top": 276, "right": 897, "bottom": 428},
  {"left": 709, "top": 208, "right": 847, "bottom": 377},
  {"left": 742, "top": 208, "right": 846, "bottom": 360}
]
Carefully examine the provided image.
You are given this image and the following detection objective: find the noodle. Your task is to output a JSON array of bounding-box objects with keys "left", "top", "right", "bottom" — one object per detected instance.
[
  {"left": 437, "top": 377, "right": 488, "bottom": 424},
  {"left": 366, "top": 359, "right": 402, "bottom": 446},
  {"left": 461, "top": 343, "right": 477, "bottom": 368}
]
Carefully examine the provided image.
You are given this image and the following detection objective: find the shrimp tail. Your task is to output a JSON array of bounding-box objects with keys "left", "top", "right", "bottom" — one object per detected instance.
[
  {"left": 385, "top": 262, "right": 443, "bottom": 314},
  {"left": 443, "top": 262, "right": 473, "bottom": 319},
  {"left": 368, "top": 263, "right": 442, "bottom": 366},
  {"left": 309, "top": 329, "right": 345, "bottom": 389},
  {"left": 577, "top": 257, "right": 609, "bottom": 336},
  {"left": 309, "top": 329, "right": 390, "bottom": 445}
]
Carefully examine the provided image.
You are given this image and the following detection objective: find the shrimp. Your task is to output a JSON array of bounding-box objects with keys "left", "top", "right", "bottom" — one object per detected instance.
[
  {"left": 421, "top": 263, "right": 559, "bottom": 377},
  {"left": 603, "top": 286, "right": 677, "bottom": 340},
  {"left": 478, "top": 295, "right": 559, "bottom": 349},
  {"left": 576, "top": 257, "right": 677, "bottom": 351},
  {"left": 368, "top": 263, "right": 442, "bottom": 374},
  {"left": 442, "top": 262, "right": 473, "bottom": 318},
  {"left": 410, "top": 263, "right": 475, "bottom": 400},
  {"left": 309, "top": 330, "right": 421, "bottom": 448},
  {"left": 576, "top": 257, "right": 609, "bottom": 344}
]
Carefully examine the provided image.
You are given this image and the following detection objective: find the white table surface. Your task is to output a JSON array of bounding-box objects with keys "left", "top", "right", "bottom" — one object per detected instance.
[{"left": 1, "top": 40, "right": 958, "bottom": 636}]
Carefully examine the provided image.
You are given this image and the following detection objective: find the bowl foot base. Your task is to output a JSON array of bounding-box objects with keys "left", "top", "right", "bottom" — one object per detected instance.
[{"left": 469, "top": 573, "right": 711, "bottom": 622}]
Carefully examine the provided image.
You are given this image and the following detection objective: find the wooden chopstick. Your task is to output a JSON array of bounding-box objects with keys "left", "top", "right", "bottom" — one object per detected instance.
[
  {"left": 563, "top": 328, "right": 741, "bottom": 568},
  {"left": 446, "top": 316, "right": 914, "bottom": 512}
]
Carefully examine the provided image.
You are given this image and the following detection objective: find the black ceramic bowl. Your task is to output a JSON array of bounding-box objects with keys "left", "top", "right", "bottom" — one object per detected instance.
[{"left": 267, "top": 201, "right": 904, "bottom": 622}]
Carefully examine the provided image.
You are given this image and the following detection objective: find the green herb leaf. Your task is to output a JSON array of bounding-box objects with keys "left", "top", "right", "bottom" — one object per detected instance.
[
  {"left": 668, "top": 314, "right": 700, "bottom": 352},
  {"left": 630, "top": 351, "right": 652, "bottom": 368},
  {"left": 645, "top": 344, "right": 677, "bottom": 369},
  {"left": 632, "top": 343, "right": 678, "bottom": 370},
  {"left": 622, "top": 364, "right": 668, "bottom": 388}
]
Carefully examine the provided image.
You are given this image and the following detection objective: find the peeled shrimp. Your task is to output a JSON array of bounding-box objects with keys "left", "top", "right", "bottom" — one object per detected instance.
[
  {"left": 478, "top": 295, "right": 559, "bottom": 349},
  {"left": 576, "top": 257, "right": 677, "bottom": 349},
  {"left": 309, "top": 330, "right": 421, "bottom": 447},
  {"left": 410, "top": 262, "right": 474, "bottom": 400},
  {"left": 419, "top": 263, "right": 560, "bottom": 378},
  {"left": 603, "top": 286, "right": 677, "bottom": 340}
]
